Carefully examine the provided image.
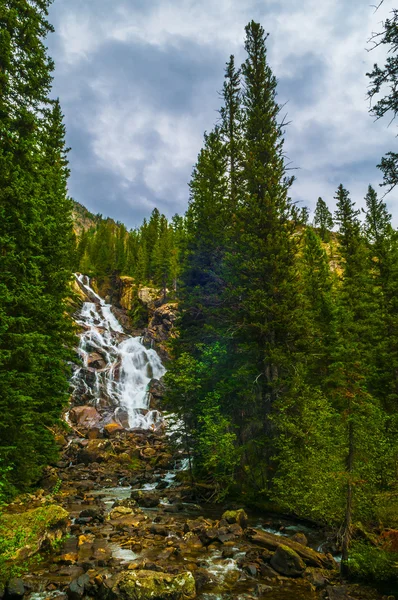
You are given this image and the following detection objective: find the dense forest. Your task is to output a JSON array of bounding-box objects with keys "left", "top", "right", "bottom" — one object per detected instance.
[{"left": 1, "top": 0, "right": 398, "bottom": 593}]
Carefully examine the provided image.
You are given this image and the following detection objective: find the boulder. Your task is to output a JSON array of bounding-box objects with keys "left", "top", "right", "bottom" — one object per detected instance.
[
  {"left": 0, "top": 505, "right": 69, "bottom": 564},
  {"left": 69, "top": 405, "right": 101, "bottom": 428},
  {"left": 290, "top": 532, "right": 308, "bottom": 546},
  {"left": 104, "top": 570, "right": 196, "bottom": 600},
  {"left": 221, "top": 509, "right": 249, "bottom": 529},
  {"left": 5, "top": 578, "right": 25, "bottom": 600},
  {"left": 109, "top": 506, "right": 134, "bottom": 520},
  {"left": 131, "top": 489, "right": 160, "bottom": 508},
  {"left": 77, "top": 439, "right": 110, "bottom": 464},
  {"left": 270, "top": 544, "right": 306, "bottom": 577},
  {"left": 67, "top": 574, "right": 90, "bottom": 600}
]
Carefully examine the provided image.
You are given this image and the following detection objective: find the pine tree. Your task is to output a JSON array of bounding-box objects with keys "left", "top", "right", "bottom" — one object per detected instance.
[
  {"left": 314, "top": 197, "right": 333, "bottom": 241},
  {"left": 220, "top": 55, "right": 242, "bottom": 207},
  {"left": 153, "top": 215, "right": 172, "bottom": 299},
  {"left": 367, "top": 9, "right": 398, "bottom": 191},
  {"left": 332, "top": 184, "right": 385, "bottom": 570},
  {"left": 0, "top": 1, "right": 75, "bottom": 495},
  {"left": 223, "top": 20, "right": 302, "bottom": 489}
]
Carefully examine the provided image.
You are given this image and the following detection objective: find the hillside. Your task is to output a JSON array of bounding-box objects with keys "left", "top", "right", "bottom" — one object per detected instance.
[{"left": 71, "top": 200, "right": 101, "bottom": 236}]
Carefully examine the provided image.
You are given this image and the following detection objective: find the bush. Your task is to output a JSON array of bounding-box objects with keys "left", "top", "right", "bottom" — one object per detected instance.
[{"left": 348, "top": 541, "right": 398, "bottom": 586}]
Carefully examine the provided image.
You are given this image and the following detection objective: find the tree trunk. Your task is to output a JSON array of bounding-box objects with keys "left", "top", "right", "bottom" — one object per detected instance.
[{"left": 341, "top": 419, "right": 354, "bottom": 576}]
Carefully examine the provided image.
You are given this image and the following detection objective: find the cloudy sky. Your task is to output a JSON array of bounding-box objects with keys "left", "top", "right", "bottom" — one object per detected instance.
[{"left": 47, "top": 0, "right": 396, "bottom": 228}]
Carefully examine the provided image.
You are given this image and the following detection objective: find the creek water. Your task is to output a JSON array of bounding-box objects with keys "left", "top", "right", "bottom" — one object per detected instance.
[{"left": 72, "top": 274, "right": 166, "bottom": 429}]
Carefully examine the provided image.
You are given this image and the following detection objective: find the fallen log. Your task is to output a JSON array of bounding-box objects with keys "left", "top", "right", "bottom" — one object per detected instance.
[{"left": 246, "top": 528, "right": 336, "bottom": 569}]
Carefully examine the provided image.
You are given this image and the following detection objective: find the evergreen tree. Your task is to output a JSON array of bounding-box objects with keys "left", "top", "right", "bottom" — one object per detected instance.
[
  {"left": 314, "top": 197, "right": 333, "bottom": 241},
  {"left": 0, "top": 1, "right": 75, "bottom": 495},
  {"left": 332, "top": 184, "right": 385, "bottom": 570},
  {"left": 367, "top": 9, "right": 398, "bottom": 191},
  {"left": 153, "top": 215, "right": 172, "bottom": 299},
  {"left": 220, "top": 55, "right": 242, "bottom": 207},
  {"left": 222, "top": 21, "right": 301, "bottom": 488}
]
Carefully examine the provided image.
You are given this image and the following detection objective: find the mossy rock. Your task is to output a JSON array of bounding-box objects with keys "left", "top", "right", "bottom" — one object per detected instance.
[
  {"left": 221, "top": 509, "right": 248, "bottom": 529},
  {"left": 270, "top": 544, "right": 306, "bottom": 577},
  {"left": 109, "top": 569, "right": 196, "bottom": 599},
  {"left": 0, "top": 504, "right": 69, "bottom": 583}
]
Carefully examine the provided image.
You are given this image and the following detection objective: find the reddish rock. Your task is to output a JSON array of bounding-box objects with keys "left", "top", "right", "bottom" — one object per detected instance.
[{"left": 69, "top": 406, "right": 101, "bottom": 429}]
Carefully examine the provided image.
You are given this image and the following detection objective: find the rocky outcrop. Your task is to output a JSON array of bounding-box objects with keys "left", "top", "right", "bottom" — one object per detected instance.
[{"left": 142, "top": 303, "right": 178, "bottom": 361}]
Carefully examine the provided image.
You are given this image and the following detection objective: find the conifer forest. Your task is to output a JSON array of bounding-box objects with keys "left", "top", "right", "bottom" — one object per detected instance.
[{"left": 0, "top": 2, "right": 398, "bottom": 599}]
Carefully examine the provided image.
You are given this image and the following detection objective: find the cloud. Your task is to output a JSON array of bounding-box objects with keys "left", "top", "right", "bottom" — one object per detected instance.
[{"left": 47, "top": 0, "right": 398, "bottom": 228}]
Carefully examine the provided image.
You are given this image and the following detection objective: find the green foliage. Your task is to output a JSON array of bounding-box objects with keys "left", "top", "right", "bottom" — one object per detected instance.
[
  {"left": 271, "top": 380, "right": 345, "bottom": 524},
  {"left": 0, "top": 0, "right": 75, "bottom": 494},
  {"left": 76, "top": 209, "right": 186, "bottom": 294},
  {"left": 348, "top": 541, "right": 398, "bottom": 586}
]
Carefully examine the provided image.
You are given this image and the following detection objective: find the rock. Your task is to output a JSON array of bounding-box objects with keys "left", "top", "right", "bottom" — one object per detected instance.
[
  {"left": 55, "top": 434, "right": 68, "bottom": 447},
  {"left": 305, "top": 568, "right": 328, "bottom": 588},
  {"left": 77, "top": 439, "right": 109, "bottom": 464},
  {"left": 119, "top": 276, "right": 135, "bottom": 310},
  {"left": 87, "top": 352, "right": 107, "bottom": 369},
  {"left": 138, "top": 287, "right": 159, "bottom": 306},
  {"left": 148, "top": 379, "right": 165, "bottom": 410},
  {"left": 0, "top": 505, "right": 69, "bottom": 563},
  {"left": 222, "top": 509, "right": 249, "bottom": 529},
  {"left": 130, "top": 489, "right": 160, "bottom": 508},
  {"left": 69, "top": 405, "right": 101, "bottom": 428},
  {"left": 105, "top": 569, "right": 196, "bottom": 600},
  {"left": 326, "top": 586, "right": 354, "bottom": 600},
  {"left": 246, "top": 528, "right": 335, "bottom": 569},
  {"left": 270, "top": 544, "right": 306, "bottom": 577},
  {"left": 140, "top": 447, "right": 157, "bottom": 459},
  {"left": 290, "top": 532, "right": 308, "bottom": 546},
  {"left": 244, "top": 563, "right": 258, "bottom": 577},
  {"left": 192, "top": 568, "right": 211, "bottom": 591},
  {"left": 109, "top": 506, "right": 134, "bottom": 520},
  {"left": 79, "top": 507, "right": 104, "bottom": 522},
  {"left": 5, "top": 578, "right": 25, "bottom": 600},
  {"left": 104, "top": 422, "right": 125, "bottom": 437},
  {"left": 67, "top": 574, "right": 90, "bottom": 600},
  {"left": 255, "top": 583, "right": 273, "bottom": 596}
]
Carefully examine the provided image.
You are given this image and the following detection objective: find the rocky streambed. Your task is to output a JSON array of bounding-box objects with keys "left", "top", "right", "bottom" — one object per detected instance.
[{"left": 1, "top": 427, "right": 388, "bottom": 600}]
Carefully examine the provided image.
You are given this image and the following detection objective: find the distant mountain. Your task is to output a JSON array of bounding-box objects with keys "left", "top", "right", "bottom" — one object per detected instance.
[{"left": 71, "top": 200, "right": 101, "bottom": 236}]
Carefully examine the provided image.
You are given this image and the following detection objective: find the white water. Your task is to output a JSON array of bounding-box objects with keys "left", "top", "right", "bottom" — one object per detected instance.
[{"left": 72, "top": 274, "right": 166, "bottom": 429}]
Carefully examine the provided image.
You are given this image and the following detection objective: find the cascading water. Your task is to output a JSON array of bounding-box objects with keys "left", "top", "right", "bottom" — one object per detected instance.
[{"left": 71, "top": 274, "right": 166, "bottom": 429}]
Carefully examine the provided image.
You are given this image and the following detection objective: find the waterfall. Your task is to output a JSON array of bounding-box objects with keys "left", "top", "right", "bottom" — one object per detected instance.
[{"left": 71, "top": 274, "right": 166, "bottom": 429}]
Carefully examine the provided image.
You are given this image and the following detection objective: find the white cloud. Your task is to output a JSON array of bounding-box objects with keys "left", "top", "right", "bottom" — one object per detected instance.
[{"left": 48, "top": 0, "right": 398, "bottom": 226}]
